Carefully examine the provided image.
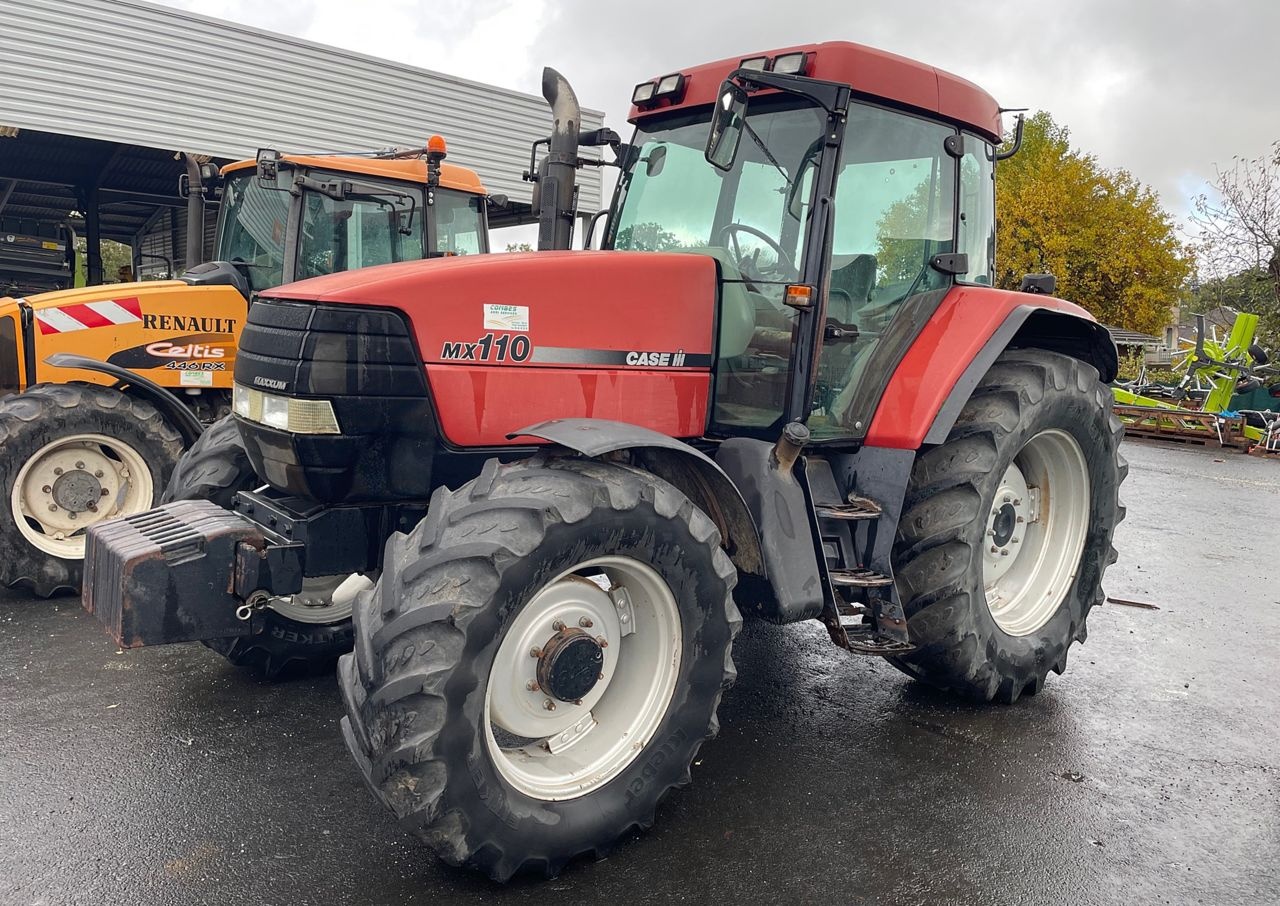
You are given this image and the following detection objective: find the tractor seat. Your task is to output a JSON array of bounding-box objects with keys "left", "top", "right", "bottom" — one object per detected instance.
[{"left": 828, "top": 254, "right": 877, "bottom": 323}]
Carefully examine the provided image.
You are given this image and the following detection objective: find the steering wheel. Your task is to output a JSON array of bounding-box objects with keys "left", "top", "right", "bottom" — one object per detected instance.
[{"left": 718, "top": 223, "right": 796, "bottom": 281}]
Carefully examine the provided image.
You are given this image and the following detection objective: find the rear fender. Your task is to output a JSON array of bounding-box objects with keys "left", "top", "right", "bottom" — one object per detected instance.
[
  {"left": 865, "top": 286, "right": 1118, "bottom": 449},
  {"left": 510, "top": 418, "right": 765, "bottom": 578},
  {"left": 922, "top": 306, "right": 1117, "bottom": 445}
]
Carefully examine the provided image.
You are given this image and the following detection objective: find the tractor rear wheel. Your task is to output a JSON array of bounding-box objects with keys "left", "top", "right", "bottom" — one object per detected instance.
[
  {"left": 889, "top": 349, "right": 1126, "bottom": 703},
  {"left": 162, "top": 414, "right": 356, "bottom": 678},
  {"left": 338, "top": 457, "right": 740, "bottom": 881},
  {"left": 0, "top": 384, "right": 183, "bottom": 597}
]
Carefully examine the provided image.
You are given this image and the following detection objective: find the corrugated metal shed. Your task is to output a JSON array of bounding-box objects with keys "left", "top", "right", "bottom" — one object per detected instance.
[{"left": 0, "top": 0, "right": 603, "bottom": 210}]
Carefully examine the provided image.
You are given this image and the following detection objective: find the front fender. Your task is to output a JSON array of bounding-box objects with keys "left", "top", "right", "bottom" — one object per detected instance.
[
  {"left": 45, "top": 353, "right": 203, "bottom": 446},
  {"left": 510, "top": 417, "right": 764, "bottom": 577}
]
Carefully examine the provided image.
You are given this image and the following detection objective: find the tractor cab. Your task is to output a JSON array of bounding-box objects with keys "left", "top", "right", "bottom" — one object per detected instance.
[
  {"left": 204, "top": 147, "right": 490, "bottom": 295},
  {"left": 607, "top": 47, "right": 1000, "bottom": 442}
]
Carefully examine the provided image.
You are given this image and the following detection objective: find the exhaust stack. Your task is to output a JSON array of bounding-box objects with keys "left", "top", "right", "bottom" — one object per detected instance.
[{"left": 537, "top": 67, "right": 581, "bottom": 251}]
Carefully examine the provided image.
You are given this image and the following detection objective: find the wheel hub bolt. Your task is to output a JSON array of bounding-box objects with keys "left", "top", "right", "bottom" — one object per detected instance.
[
  {"left": 596, "top": 636, "right": 609, "bottom": 649},
  {"left": 990, "top": 545, "right": 999, "bottom": 553},
  {"left": 53, "top": 467, "right": 63, "bottom": 476},
  {"left": 542, "top": 699, "right": 556, "bottom": 711},
  {"left": 49, "top": 503, "right": 58, "bottom": 512},
  {"left": 1000, "top": 549, "right": 1008, "bottom": 557},
  {"left": 526, "top": 680, "right": 540, "bottom": 692},
  {"left": 94, "top": 470, "right": 103, "bottom": 478},
  {"left": 529, "top": 647, "right": 543, "bottom": 659},
  {"left": 69, "top": 513, "right": 76, "bottom": 520},
  {"left": 42, "top": 485, "right": 51, "bottom": 493},
  {"left": 100, "top": 488, "right": 109, "bottom": 497},
  {"left": 88, "top": 504, "right": 97, "bottom": 513},
  {"left": 75, "top": 461, "right": 85, "bottom": 470},
  {"left": 552, "top": 620, "right": 566, "bottom": 631},
  {"left": 578, "top": 616, "right": 593, "bottom": 628}
]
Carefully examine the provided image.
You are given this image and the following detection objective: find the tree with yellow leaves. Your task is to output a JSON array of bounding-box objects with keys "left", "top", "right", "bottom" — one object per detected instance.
[{"left": 995, "top": 112, "right": 1191, "bottom": 336}]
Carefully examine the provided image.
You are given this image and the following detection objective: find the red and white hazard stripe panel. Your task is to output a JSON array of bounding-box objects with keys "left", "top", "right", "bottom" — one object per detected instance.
[{"left": 36, "top": 297, "right": 143, "bottom": 334}]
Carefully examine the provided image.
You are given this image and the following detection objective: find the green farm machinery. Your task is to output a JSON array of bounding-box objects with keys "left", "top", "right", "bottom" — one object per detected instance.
[{"left": 1113, "top": 313, "right": 1280, "bottom": 452}]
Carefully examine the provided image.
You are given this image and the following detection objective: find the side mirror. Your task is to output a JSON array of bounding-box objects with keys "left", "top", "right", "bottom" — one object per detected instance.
[
  {"left": 1019, "top": 273, "right": 1057, "bottom": 295},
  {"left": 705, "top": 81, "right": 748, "bottom": 171},
  {"left": 256, "top": 148, "right": 281, "bottom": 185},
  {"left": 578, "top": 127, "right": 621, "bottom": 148}
]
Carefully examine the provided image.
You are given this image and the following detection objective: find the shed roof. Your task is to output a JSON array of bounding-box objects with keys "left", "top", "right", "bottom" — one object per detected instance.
[{"left": 0, "top": 0, "right": 601, "bottom": 241}]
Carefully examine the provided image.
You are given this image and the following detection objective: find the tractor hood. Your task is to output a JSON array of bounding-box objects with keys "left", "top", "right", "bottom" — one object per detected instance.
[
  {"left": 12, "top": 280, "right": 185, "bottom": 309},
  {"left": 265, "top": 251, "right": 721, "bottom": 378},
  {"left": 260, "top": 250, "right": 723, "bottom": 447}
]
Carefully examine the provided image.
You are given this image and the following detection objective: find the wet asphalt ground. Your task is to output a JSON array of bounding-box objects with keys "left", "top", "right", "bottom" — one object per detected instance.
[{"left": 1, "top": 439, "right": 1277, "bottom": 906}]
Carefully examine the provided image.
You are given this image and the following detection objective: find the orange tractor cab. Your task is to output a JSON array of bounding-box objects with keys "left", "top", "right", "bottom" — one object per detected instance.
[
  {"left": 0, "top": 143, "right": 490, "bottom": 596},
  {"left": 84, "top": 43, "right": 1124, "bottom": 880}
]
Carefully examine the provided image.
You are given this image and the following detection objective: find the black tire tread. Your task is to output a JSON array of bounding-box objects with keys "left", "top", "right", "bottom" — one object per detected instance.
[
  {"left": 0, "top": 383, "right": 184, "bottom": 597},
  {"left": 890, "top": 349, "right": 1126, "bottom": 703},
  {"left": 338, "top": 457, "right": 741, "bottom": 881},
  {"left": 161, "top": 413, "right": 254, "bottom": 509},
  {"left": 162, "top": 413, "right": 350, "bottom": 679}
]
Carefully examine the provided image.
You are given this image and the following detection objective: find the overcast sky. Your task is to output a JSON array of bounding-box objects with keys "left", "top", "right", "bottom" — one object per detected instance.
[{"left": 157, "top": 0, "right": 1278, "bottom": 228}]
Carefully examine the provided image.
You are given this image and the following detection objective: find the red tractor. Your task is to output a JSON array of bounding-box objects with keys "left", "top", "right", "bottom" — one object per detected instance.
[{"left": 83, "top": 42, "right": 1125, "bottom": 880}]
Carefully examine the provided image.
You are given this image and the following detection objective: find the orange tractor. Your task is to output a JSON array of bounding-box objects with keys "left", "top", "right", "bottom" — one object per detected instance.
[
  {"left": 83, "top": 43, "right": 1124, "bottom": 879},
  {"left": 0, "top": 143, "right": 490, "bottom": 595}
]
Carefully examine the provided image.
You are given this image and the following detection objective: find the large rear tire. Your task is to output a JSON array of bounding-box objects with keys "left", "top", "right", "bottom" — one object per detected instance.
[
  {"left": 163, "top": 414, "right": 354, "bottom": 678},
  {"left": 0, "top": 384, "right": 183, "bottom": 597},
  {"left": 889, "top": 349, "right": 1126, "bottom": 702},
  {"left": 339, "top": 457, "right": 741, "bottom": 881}
]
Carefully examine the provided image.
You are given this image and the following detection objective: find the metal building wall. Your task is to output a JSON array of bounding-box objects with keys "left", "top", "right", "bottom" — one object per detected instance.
[{"left": 0, "top": 0, "right": 604, "bottom": 211}]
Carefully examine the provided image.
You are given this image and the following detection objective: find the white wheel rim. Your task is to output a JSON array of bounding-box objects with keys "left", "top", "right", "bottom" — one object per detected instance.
[
  {"left": 484, "top": 556, "right": 682, "bottom": 801},
  {"left": 265, "top": 574, "right": 356, "bottom": 624},
  {"left": 9, "top": 433, "right": 154, "bottom": 560},
  {"left": 983, "top": 429, "right": 1091, "bottom": 636}
]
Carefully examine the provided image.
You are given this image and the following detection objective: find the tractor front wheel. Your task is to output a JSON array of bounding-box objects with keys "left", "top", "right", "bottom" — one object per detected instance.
[
  {"left": 0, "top": 384, "right": 183, "bottom": 597},
  {"left": 890, "top": 349, "right": 1126, "bottom": 702},
  {"left": 338, "top": 457, "right": 740, "bottom": 881},
  {"left": 162, "top": 414, "right": 356, "bottom": 679}
]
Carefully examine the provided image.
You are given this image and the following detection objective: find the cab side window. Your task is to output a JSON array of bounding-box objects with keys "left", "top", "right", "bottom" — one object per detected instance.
[
  {"left": 434, "top": 190, "right": 486, "bottom": 256},
  {"left": 957, "top": 137, "right": 996, "bottom": 285}
]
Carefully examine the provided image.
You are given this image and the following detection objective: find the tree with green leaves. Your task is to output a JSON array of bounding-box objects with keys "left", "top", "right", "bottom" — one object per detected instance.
[{"left": 995, "top": 112, "right": 1192, "bottom": 336}]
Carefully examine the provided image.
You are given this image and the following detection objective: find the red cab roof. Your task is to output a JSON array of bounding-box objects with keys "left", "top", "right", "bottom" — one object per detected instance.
[{"left": 629, "top": 41, "right": 1002, "bottom": 143}]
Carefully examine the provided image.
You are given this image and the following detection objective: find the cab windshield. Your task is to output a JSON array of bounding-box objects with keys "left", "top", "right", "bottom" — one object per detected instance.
[
  {"left": 296, "top": 172, "right": 426, "bottom": 280},
  {"left": 609, "top": 98, "right": 827, "bottom": 282},
  {"left": 215, "top": 169, "right": 439, "bottom": 290}
]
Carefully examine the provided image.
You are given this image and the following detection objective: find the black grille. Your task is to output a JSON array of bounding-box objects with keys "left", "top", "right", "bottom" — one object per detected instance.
[
  {"left": 232, "top": 297, "right": 437, "bottom": 504},
  {"left": 236, "top": 298, "right": 425, "bottom": 397}
]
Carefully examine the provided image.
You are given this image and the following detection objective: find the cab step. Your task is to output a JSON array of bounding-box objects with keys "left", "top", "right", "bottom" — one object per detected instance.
[
  {"left": 829, "top": 567, "right": 894, "bottom": 588},
  {"left": 839, "top": 619, "right": 917, "bottom": 656},
  {"left": 814, "top": 496, "right": 882, "bottom": 521}
]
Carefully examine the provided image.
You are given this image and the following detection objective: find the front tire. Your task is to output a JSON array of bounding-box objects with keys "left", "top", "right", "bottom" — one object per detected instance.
[
  {"left": 163, "top": 414, "right": 354, "bottom": 678},
  {"left": 0, "top": 384, "right": 183, "bottom": 597},
  {"left": 339, "top": 457, "right": 741, "bottom": 881},
  {"left": 890, "top": 349, "right": 1126, "bottom": 702}
]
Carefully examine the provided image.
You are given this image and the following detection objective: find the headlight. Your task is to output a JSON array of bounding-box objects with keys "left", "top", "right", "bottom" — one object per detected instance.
[{"left": 232, "top": 382, "right": 341, "bottom": 435}]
